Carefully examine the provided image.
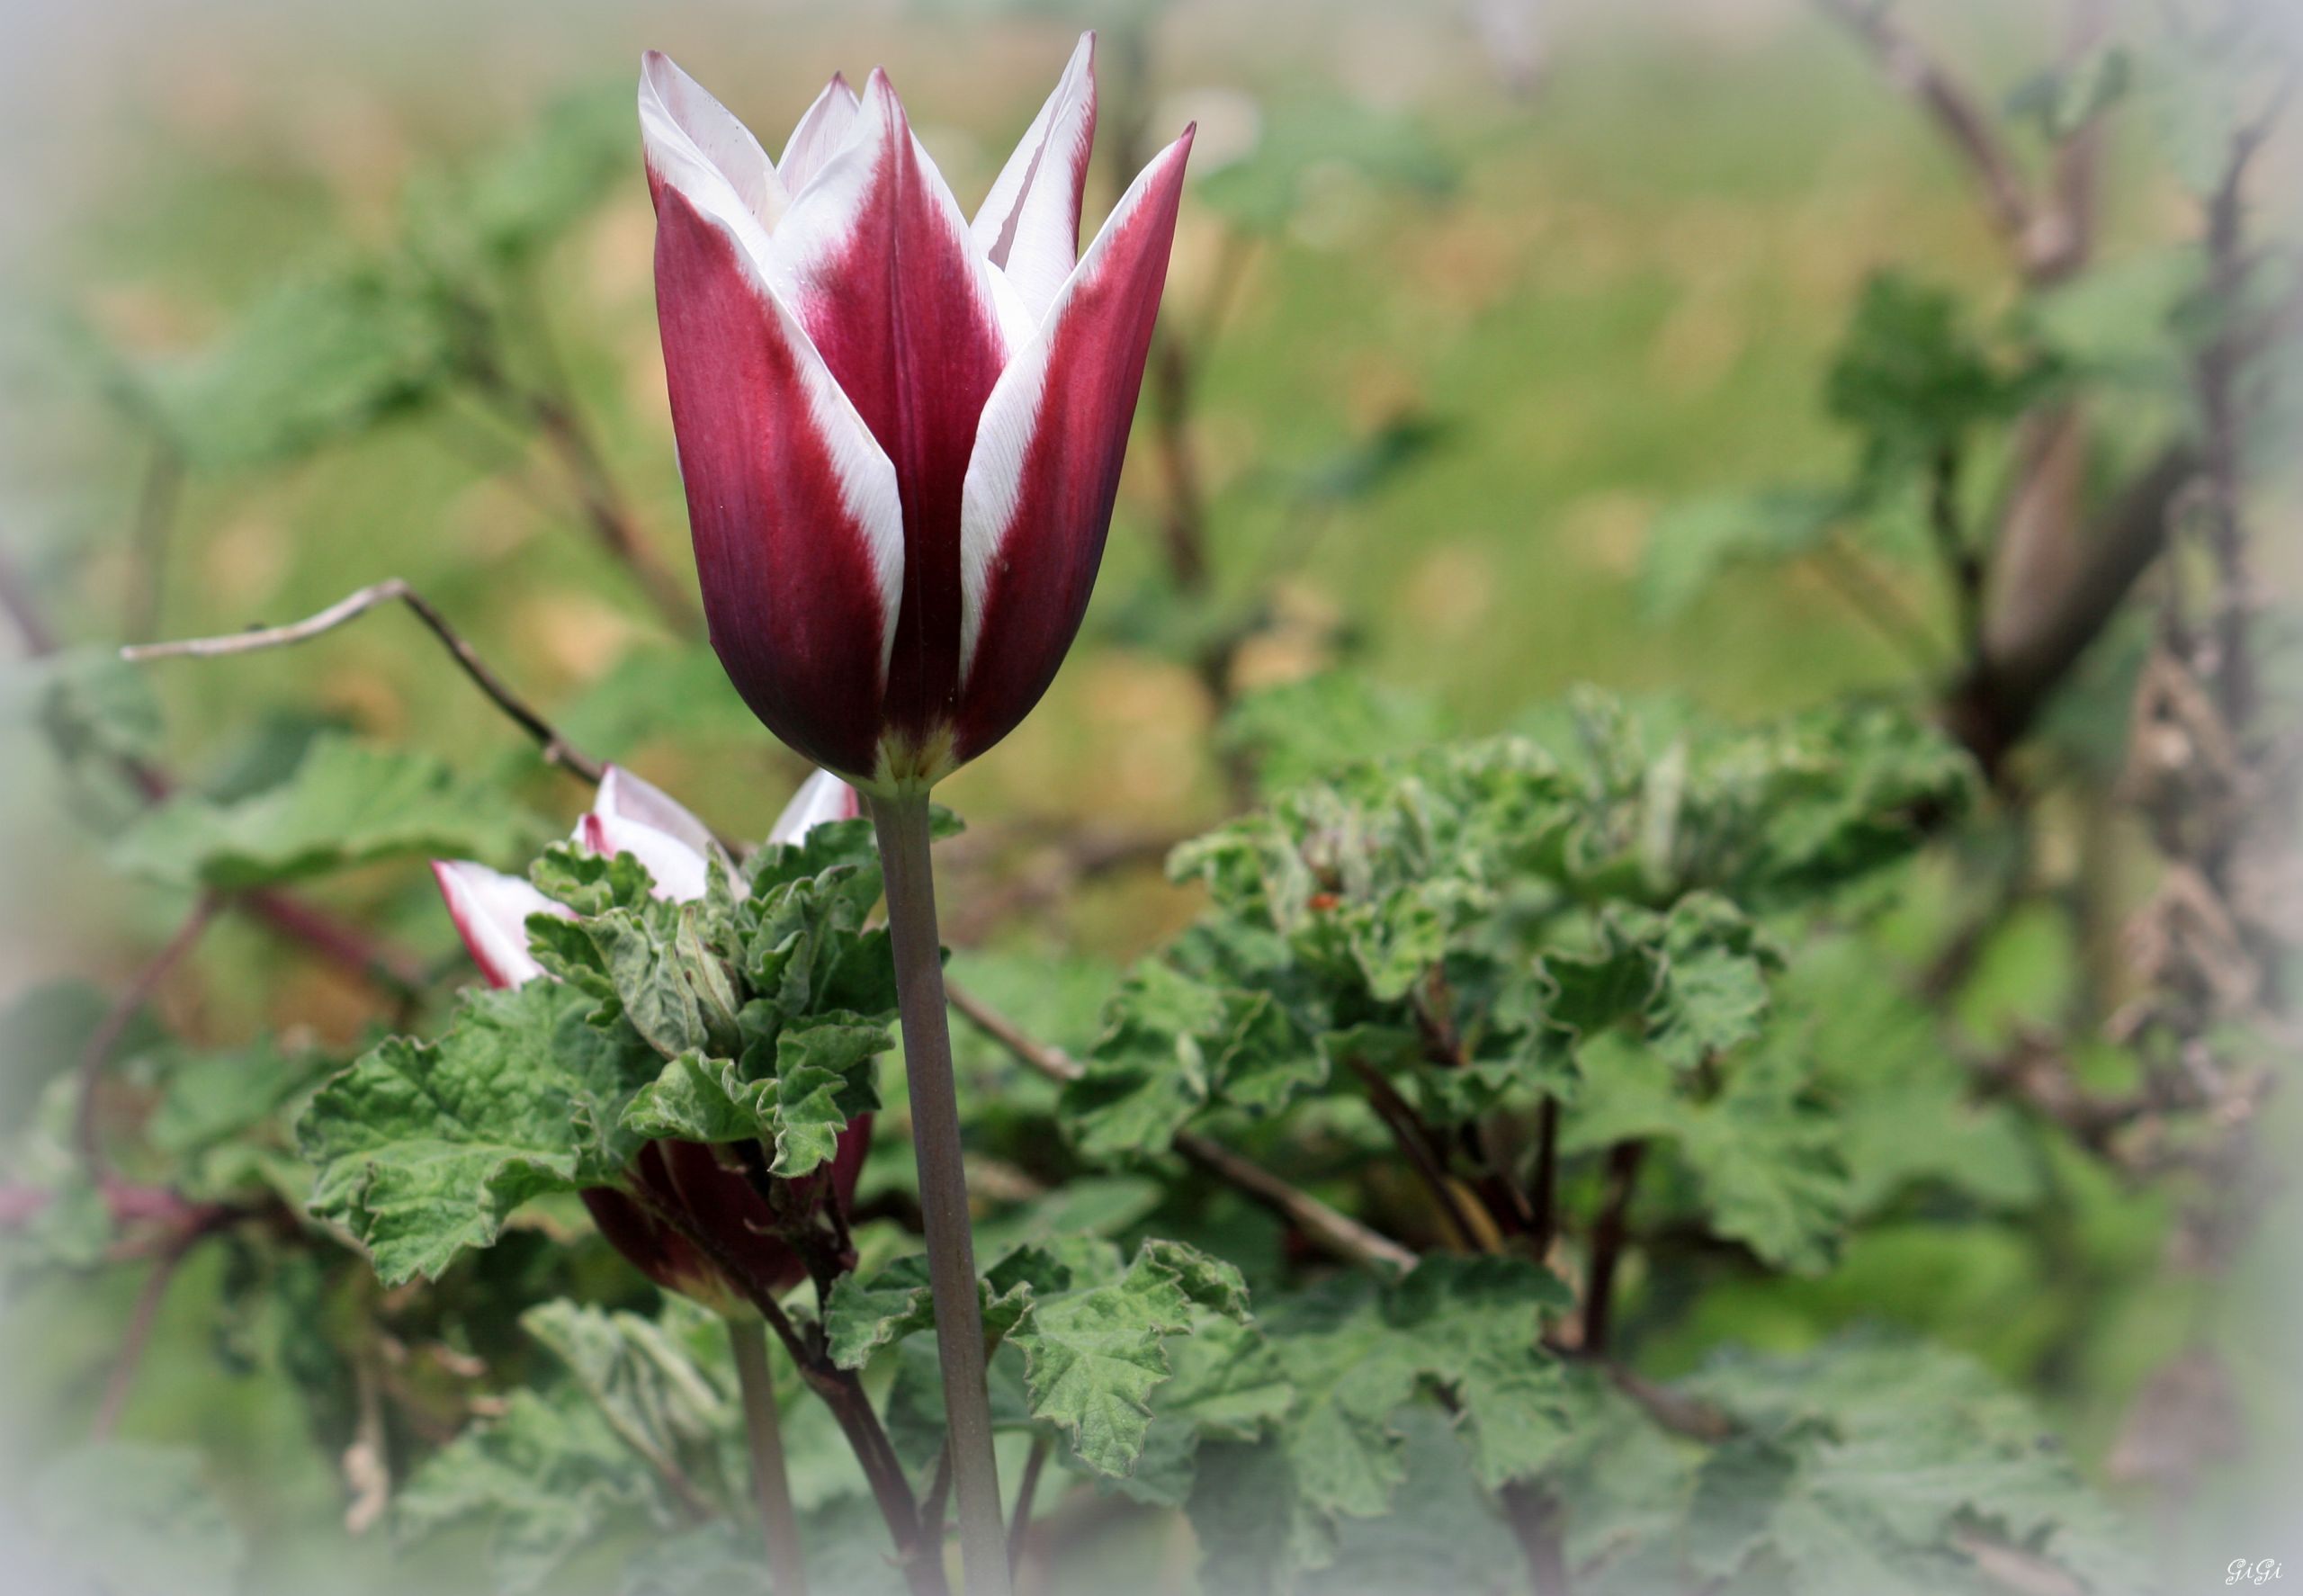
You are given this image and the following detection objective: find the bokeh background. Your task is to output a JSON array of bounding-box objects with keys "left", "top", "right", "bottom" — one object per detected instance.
[{"left": 1, "top": 0, "right": 2298, "bottom": 1592}]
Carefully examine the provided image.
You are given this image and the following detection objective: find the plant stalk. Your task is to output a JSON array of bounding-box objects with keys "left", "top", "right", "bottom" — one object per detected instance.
[
  {"left": 869, "top": 790, "right": 1009, "bottom": 1596},
  {"left": 729, "top": 1317, "right": 809, "bottom": 1596}
]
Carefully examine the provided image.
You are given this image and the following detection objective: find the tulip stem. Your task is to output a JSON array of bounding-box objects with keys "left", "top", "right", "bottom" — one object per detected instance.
[
  {"left": 869, "top": 790, "right": 1010, "bottom": 1596},
  {"left": 728, "top": 1317, "right": 810, "bottom": 1596}
]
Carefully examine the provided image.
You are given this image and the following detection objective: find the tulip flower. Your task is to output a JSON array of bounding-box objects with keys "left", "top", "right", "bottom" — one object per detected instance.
[
  {"left": 640, "top": 40, "right": 1191, "bottom": 1591},
  {"left": 640, "top": 33, "right": 1193, "bottom": 792},
  {"left": 430, "top": 764, "right": 869, "bottom": 1314}
]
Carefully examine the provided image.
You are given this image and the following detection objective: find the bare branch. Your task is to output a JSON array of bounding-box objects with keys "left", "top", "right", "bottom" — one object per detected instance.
[
  {"left": 76, "top": 892, "right": 220, "bottom": 1184},
  {"left": 123, "top": 578, "right": 605, "bottom": 785},
  {"left": 1946, "top": 444, "right": 2200, "bottom": 773},
  {"left": 1815, "top": 0, "right": 2037, "bottom": 253},
  {"left": 945, "top": 980, "right": 1420, "bottom": 1275},
  {"left": 1008, "top": 1434, "right": 1051, "bottom": 1577}
]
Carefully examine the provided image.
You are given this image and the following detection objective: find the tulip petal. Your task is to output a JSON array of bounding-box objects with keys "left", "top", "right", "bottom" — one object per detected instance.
[
  {"left": 650, "top": 159, "right": 906, "bottom": 779},
  {"left": 640, "top": 51, "right": 789, "bottom": 256},
  {"left": 954, "top": 128, "right": 1194, "bottom": 762},
  {"left": 595, "top": 765, "right": 720, "bottom": 859},
  {"left": 432, "top": 860, "right": 568, "bottom": 989},
  {"left": 771, "top": 69, "right": 1016, "bottom": 758},
  {"left": 972, "top": 32, "right": 1098, "bottom": 324},
  {"left": 579, "top": 811, "right": 713, "bottom": 902},
  {"left": 768, "top": 767, "right": 863, "bottom": 847},
  {"left": 779, "top": 73, "right": 862, "bottom": 196}
]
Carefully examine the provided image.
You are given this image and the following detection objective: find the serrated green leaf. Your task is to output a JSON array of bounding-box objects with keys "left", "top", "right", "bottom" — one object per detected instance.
[
  {"left": 1566, "top": 1033, "right": 1848, "bottom": 1272},
  {"left": 300, "top": 980, "right": 658, "bottom": 1283},
  {"left": 112, "top": 732, "right": 539, "bottom": 890},
  {"left": 1008, "top": 1238, "right": 1251, "bottom": 1477},
  {"left": 823, "top": 1251, "right": 1039, "bottom": 1372}
]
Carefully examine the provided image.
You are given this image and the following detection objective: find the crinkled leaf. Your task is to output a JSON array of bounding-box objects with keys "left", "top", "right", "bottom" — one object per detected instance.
[{"left": 300, "top": 980, "right": 658, "bottom": 1283}]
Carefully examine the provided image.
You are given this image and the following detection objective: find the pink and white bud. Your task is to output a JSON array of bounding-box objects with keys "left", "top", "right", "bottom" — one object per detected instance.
[{"left": 641, "top": 35, "right": 1193, "bottom": 790}]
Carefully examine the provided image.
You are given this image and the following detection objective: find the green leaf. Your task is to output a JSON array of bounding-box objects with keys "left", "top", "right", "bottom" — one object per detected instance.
[
  {"left": 300, "top": 980, "right": 659, "bottom": 1283},
  {"left": 521, "top": 1296, "right": 731, "bottom": 1488},
  {"left": 1824, "top": 272, "right": 2057, "bottom": 483},
  {"left": 1637, "top": 488, "right": 1850, "bottom": 621},
  {"left": 1062, "top": 964, "right": 1314, "bottom": 1161},
  {"left": 112, "top": 731, "right": 539, "bottom": 890},
  {"left": 1382, "top": 1255, "right": 1574, "bottom": 1488},
  {"left": 397, "top": 1386, "right": 654, "bottom": 1593},
  {"left": 1564, "top": 1034, "right": 1848, "bottom": 1273},
  {"left": 26, "top": 1442, "right": 247, "bottom": 1596},
  {"left": 1008, "top": 1238, "right": 1253, "bottom": 1477},
  {"left": 1682, "top": 1332, "right": 2148, "bottom": 1596},
  {"left": 125, "top": 257, "right": 456, "bottom": 469},
  {"left": 1258, "top": 1256, "right": 1572, "bottom": 1522},
  {"left": 619, "top": 1017, "right": 885, "bottom": 1171},
  {"left": 1219, "top": 672, "right": 1451, "bottom": 795},
  {"left": 823, "top": 1251, "right": 1036, "bottom": 1371}
]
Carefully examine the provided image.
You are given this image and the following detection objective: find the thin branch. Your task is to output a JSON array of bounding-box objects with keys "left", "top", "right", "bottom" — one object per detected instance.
[
  {"left": 75, "top": 892, "right": 220, "bottom": 1183},
  {"left": 1528, "top": 1097, "right": 1561, "bottom": 1257},
  {"left": 1580, "top": 1141, "right": 1647, "bottom": 1356},
  {"left": 626, "top": 1180, "right": 939, "bottom": 1595},
  {"left": 1811, "top": 534, "right": 1947, "bottom": 677},
  {"left": 1945, "top": 444, "right": 2200, "bottom": 773},
  {"left": 1008, "top": 1434, "right": 1051, "bottom": 1577},
  {"left": 3, "top": 549, "right": 433, "bottom": 999},
  {"left": 1928, "top": 444, "right": 1985, "bottom": 663},
  {"left": 1349, "top": 1056, "right": 1492, "bottom": 1251},
  {"left": 452, "top": 295, "right": 701, "bottom": 638},
  {"left": 730, "top": 1317, "right": 811, "bottom": 1595},
  {"left": 92, "top": 1224, "right": 205, "bottom": 1439},
  {"left": 121, "top": 444, "right": 184, "bottom": 645},
  {"left": 945, "top": 980, "right": 1419, "bottom": 1274},
  {"left": 1815, "top": 0, "right": 2037, "bottom": 250},
  {"left": 122, "top": 578, "right": 605, "bottom": 785}
]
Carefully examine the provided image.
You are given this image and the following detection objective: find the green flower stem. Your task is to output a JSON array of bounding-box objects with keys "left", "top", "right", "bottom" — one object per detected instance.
[
  {"left": 728, "top": 1316, "right": 808, "bottom": 1596},
  {"left": 868, "top": 789, "right": 1009, "bottom": 1596}
]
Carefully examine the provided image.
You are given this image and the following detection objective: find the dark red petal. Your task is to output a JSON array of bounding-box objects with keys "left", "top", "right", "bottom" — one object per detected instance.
[
  {"left": 953, "top": 128, "right": 1194, "bottom": 764},
  {"left": 772, "top": 70, "right": 1014, "bottom": 756},
  {"left": 650, "top": 180, "right": 901, "bottom": 779}
]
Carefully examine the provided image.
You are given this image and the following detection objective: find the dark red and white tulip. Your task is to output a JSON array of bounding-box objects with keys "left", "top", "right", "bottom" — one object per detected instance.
[
  {"left": 430, "top": 765, "right": 868, "bottom": 1308},
  {"left": 641, "top": 35, "right": 1193, "bottom": 789}
]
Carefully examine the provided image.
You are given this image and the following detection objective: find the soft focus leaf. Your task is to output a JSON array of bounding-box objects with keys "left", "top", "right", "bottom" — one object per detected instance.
[
  {"left": 125, "top": 259, "right": 456, "bottom": 469},
  {"left": 112, "top": 732, "right": 541, "bottom": 889},
  {"left": 25, "top": 1442, "right": 247, "bottom": 1596}
]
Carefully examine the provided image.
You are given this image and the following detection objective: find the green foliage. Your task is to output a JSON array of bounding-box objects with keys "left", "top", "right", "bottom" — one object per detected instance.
[
  {"left": 1060, "top": 695, "right": 1968, "bottom": 1169},
  {"left": 1636, "top": 489, "right": 1850, "bottom": 621},
  {"left": 114, "top": 80, "right": 632, "bottom": 472},
  {"left": 112, "top": 731, "right": 542, "bottom": 889},
  {"left": 301, "top": 979, "right": 659, "bottom": 1284},
  {"left": 1671, "top": 1334, "right": 2147, "bottom": 1596},
  {"left": 831, "top": 1235, "right": 1250, "bottom": 1479},
  {"left": 126, "top": 259, "right": 459, "bottom": 470}
]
